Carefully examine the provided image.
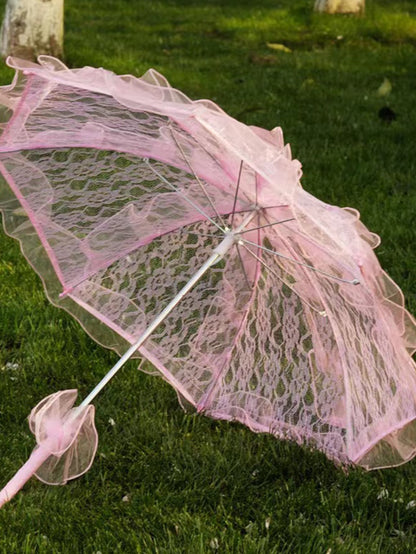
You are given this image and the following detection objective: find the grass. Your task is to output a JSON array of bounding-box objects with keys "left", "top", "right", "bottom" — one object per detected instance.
[{"left": 0, "top": 0, "right": 416, "bottom": 552}]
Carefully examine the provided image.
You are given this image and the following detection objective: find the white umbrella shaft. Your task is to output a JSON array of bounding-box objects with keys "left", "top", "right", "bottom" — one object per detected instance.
[
  {"left": 80, "top": 246, "right": 225, "bottom": 407},
  {"left": 80, "top": 211, "right": 256, "bottom": 407}
]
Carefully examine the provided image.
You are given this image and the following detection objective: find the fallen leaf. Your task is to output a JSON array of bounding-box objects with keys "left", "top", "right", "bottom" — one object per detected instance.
[
  {"left": 377, "top": 78, "right": 392, "bottom": 97},
  {"left": 300, "top": 78, "right": 315, "bottom": 90},
  {"left": 267, "top": 42, "right": 292, "bottom": 53},
  {"left": 377, "top": 488, "right": 389, "bottom": 500}
]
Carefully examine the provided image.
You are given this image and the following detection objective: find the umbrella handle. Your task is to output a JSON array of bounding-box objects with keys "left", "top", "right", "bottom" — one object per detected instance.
[{"left": 0, "top": 444, "right": 51, "bottom": 508}]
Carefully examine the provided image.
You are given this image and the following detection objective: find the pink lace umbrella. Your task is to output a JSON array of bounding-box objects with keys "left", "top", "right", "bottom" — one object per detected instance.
[{"left": 1, "top": 57, "right": 416, "bottom": 507}]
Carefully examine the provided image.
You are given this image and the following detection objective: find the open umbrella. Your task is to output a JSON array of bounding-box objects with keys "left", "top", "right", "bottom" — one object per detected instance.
[{"left": 1, "top": 56, "right": 416, "bottom": 507}]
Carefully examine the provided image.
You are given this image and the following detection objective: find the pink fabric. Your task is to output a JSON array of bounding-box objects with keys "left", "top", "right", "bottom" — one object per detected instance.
[
  {"left": 1, "top": 56, "right": 416, "bottom": 471},
  {"left": 0, "top": 390, "right": 97, "bottom": 504},
  {"left": 28, "top": 390, "right": 98, "bottom": 485}
]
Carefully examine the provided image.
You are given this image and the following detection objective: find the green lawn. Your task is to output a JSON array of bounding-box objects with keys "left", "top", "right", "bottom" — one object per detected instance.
[{"left": 1, "top": 0, "right": 416, "bottom": 552}]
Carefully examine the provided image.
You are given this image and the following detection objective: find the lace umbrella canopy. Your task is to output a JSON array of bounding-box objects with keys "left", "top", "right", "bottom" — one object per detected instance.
[{"left": 1, "top": 56, "right": 416, "bottom": 506}]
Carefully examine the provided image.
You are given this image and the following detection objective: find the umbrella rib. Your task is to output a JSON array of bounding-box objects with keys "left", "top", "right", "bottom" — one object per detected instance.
[
  {"left": 239, "top": 243, "right": 325, "bottom": 314},
  {"left": 169, "top": 126, "right": 254, "bottom": 208},
  {"left": 238, "top": 217, "right": 296, "bottom": 234},
  {"left": 261, "top": 209, "right": 364, "bottom": 284},
  {"left": 143, "top": 158, "right": 225, "bottom": 233},
  {"left": 168, "top": 124, "right": 228, "bottom": 230},
  {"left": 235, "top": 242, "right": 253, "bottom": 290},
  {"left": 197, "top": 225, "right": 263, "bottom": 412},
  {"left": 230, "top": 160, "right": 244, "bottom": 227},
  {"left": 240, "top": 238, "right": 360, "bottom": 285}
]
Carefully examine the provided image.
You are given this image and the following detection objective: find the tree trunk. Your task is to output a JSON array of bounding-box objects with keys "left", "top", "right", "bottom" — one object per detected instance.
[
  {"left": 0, "top": 0, "right": 64, "bottom": 60},
  {"left": 314, "top": 0, "right": 365, "bottom": 14}
]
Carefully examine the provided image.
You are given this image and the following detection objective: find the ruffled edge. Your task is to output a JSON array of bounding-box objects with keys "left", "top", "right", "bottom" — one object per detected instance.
[{"left": 5, "top": 55, "right": 225, "bottom": 114}]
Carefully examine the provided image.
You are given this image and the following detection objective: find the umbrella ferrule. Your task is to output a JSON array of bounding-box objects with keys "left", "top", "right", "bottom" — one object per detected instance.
[{"left": 213, "top": 209, "right": 258, "bottom": 259}]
